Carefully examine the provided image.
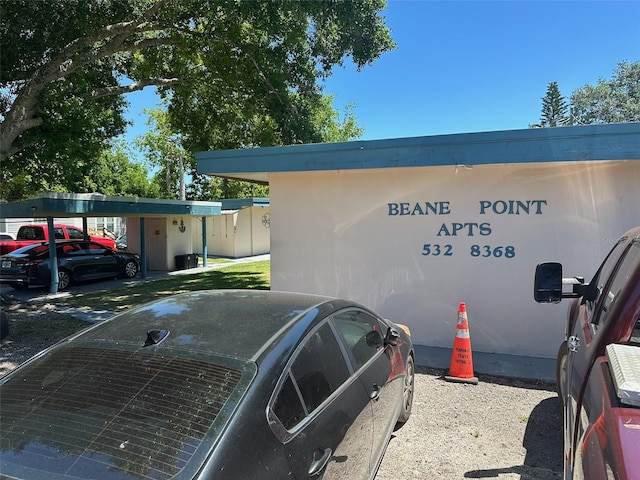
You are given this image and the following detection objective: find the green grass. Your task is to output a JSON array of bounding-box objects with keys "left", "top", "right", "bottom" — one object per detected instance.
[{"left": 66, "top": 260, "right": 270, "bottom": 313}]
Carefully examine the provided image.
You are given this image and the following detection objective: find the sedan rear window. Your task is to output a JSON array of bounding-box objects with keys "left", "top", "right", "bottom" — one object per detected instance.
[{"left": 0, "top": 346, "right": 251, "bottom": 480}]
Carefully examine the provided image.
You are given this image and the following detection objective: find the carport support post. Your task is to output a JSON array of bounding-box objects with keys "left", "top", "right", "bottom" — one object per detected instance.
[
  {"left": 201, "top": 216, "right": 207, "bottom": 267},
  {"left": 47, "top": 216, "right": 59, "bottom": 294},
  {"left": 140, "top": 217, "right": 147, "bottom": 279},
  {"left": 82, "top": 217, "right": 89, "bottom": 240}
]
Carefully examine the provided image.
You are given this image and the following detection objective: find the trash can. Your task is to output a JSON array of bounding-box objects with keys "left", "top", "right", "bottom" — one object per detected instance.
[{"left": 175, "top": 254, "right": 189, "bottom": 270}]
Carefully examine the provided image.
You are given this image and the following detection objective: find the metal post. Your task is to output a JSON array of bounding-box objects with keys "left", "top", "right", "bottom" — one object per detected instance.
[
  {"left": 47, "top": 217, "right": 59, "bottom": 294},
  {"left": 140, "top": 217, "right": 147, "bottom": 279},
  {"left": 202, "top": 216, "right": 208, "bottom": 267}
]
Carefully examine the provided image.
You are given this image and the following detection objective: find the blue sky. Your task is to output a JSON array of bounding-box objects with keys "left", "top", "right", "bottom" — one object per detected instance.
[{"left": 124, "top": 0, "right": 640, "bottom": 144}]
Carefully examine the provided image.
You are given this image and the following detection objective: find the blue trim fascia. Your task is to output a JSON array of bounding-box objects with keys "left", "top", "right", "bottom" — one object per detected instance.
[
  {"left": 0, "top": 194, "right": 222, "bottom": 219},
  {"left": 195, "top": 123, "right": 640, "bottom": 177},
  {"left": 221, "top": 197, "right": 270, "bottom": 210}
]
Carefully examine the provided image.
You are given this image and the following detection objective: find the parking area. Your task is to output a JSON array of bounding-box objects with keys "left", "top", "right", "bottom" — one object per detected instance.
[
  {"left": 376, "top": 368, "right": 562, "bottom": 479},
  {"left": 0, "top": 258, "right": 563, "bottom": 479}
]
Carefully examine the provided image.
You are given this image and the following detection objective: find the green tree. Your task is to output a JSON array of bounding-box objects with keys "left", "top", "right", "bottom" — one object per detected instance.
[
  {"left": 570, "top": 61, "right": 640, "bottom": 125},
  {"left": 137, "top": 92, "right": 361, "bottom": 201},
  {"left": 531, "top": 81, "right": 570, "bottom": 128},
  {"left": 0, "top": 141, "right": 158, "bottom": 200},
  {"left": 92, "top": 144, "right": 161, "bottom": 198},
  {"left": 136, "top": 108, "right": 189, "bottom": 200},
  {"left": 1, "top": 0, "right": 395, "bottom": 197}
]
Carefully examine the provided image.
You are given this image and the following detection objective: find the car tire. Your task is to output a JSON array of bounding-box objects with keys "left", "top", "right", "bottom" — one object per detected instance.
[
  {"left": 9, "top": 282, "right": 27, "bottom": 290},
  {"left": 556, "top": 341, "right": 568, "bottom": 406},
  {"left": 58, "top": 269, "right": 72, "bottom": 291},
  {"left": 396, "top": 355, "right": 415, "bottom": 428},
  {"left": 123, "top": 260, "right": 138, "bottom": 279}
]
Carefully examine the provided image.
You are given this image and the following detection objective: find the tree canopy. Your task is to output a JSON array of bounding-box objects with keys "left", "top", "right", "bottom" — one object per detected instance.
[
  {"left": 136, "top": 95, "right": 362, "bottom": 201},
  {"left": 532, "top": 81, "right": 569, "bottom": 128},
  {"left": 0, "top": 0, "right": 394, "bottom": 196},
  {"left": 570, "top": 61, "right": 640, "bottom": 125},
  {"left": 532, "top": 61, "right": 640, "bottom": 128}
]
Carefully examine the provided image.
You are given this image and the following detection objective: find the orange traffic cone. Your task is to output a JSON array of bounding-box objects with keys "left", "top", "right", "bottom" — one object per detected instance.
[{"left": 444, "top": 302, "right": 478, "bottom": 385}]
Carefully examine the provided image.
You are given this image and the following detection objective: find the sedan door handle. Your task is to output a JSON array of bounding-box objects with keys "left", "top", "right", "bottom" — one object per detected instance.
[
  {"left": 370, "top": 383, "right": 381, "bottom": 401},
  {"left": 308, "top": 447, "right": 332, "bottom": 477}
]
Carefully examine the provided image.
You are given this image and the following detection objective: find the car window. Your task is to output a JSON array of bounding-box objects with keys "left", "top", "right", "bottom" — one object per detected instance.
[
  {"left": 66, "top": 227, "right": 84, "bottom": 239},
  {"left": 86, "top": 243, "right": 107, "bottom": 253},
  {"left": 332, "top": 310, "right": 385, "bottom": 370},
  {"left": 60, "top": 243, "right": 83, "bottom": 255},
  {"left": 67, "top": 242, "right": 105, "bottom": 255},
  {"left": 272, "top": 322, "right": 349, "bottom": 430},
  {"left": 53, "top": 227, "right": 65, "bottom": 239},
  {"left": 18, "top": 226, "right": 45, "bottom": 240},
  {"left": 0, "top": 345, "right": 252, "bottom": 480},
  {"left": 629, "top": 318, "right": 640, "bottom": 346},
  {"left": 272, "top": 375, "right": 306, "bottom": 430},
  {"left": 27, "top": 245, "right": 49, "bottom": 258},
  {"left": 596, "top": 242, "right": 640, "bottom": 329},
  {"left": 583, "top": 238, "right": 630, "bottom": 325}
]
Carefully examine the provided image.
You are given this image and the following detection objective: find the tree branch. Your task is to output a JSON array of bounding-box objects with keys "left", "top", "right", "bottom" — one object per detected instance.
[{"left": 86, "top": 78, "right": 183, "bottom": 98}]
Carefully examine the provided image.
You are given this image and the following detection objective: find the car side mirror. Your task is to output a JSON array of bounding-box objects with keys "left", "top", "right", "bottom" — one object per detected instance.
[
  {"left": 385, "top": 327, "right": 401, "bottom": 346},
  {"left": 534, "top": 262, "right": 563, "bottom": 303}
]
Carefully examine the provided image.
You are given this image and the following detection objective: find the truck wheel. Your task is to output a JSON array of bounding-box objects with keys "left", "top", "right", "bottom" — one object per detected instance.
[
  {"left": 122, "top": 260, "right": 138, "bottom": 278},
  {"left": 556, "top": 341, "right": 568, "bottom": 406},
  {"left": 58, "top": 270, "right": 71, "bottom": 291}
]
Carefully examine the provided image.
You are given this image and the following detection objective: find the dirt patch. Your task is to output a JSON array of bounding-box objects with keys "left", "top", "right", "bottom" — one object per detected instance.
[{"left": 0, "top": 294, "right": 88, "bottom": 376}]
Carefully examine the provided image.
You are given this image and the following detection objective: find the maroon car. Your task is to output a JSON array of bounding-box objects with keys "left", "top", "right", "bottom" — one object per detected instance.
[{"left": 534, "top": 226, "right": 640, "bottom": 479}]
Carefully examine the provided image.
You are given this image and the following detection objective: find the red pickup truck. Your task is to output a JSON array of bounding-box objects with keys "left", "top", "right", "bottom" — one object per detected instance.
[
  {"left": 534, "top": 226, "right": 640, "bottom": 479},
  {"left": 0, "top": 224, "right": 116, "bottom": 255}
]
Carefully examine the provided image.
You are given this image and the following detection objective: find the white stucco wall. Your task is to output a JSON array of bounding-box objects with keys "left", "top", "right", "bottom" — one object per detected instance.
[
  {"left": 235, "top": 206, "right": 271, "bottom": 257},
  {"left": 270, "top": 160, "right": 639, "bottom": 359},
  {"left": 127, "top": 216, "right": 196, "bottom": 270},
  {"left": 194, "top": 206, "right": 271, "bottom": 258}
]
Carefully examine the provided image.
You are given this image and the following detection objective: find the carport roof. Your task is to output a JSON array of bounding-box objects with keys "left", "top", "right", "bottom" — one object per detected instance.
[
  {"left": 0, "top": 193, "right": 221, "bottom": 218},
  {"left": 195, "top": 122, "right": 640, "bottom": 184}
]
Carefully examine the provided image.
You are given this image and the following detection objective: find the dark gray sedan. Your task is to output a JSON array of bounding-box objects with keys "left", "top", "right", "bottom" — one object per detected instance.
[
  {"left": 0, "top": 290, "right": 414, "bottom": 480},
  {"left": 0, "top": 240, "right": 140, "bottom": 290}
]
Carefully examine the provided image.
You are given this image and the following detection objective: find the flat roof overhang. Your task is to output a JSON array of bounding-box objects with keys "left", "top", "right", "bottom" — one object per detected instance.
[
  {"left": 195, "top": 123, "right": 640, "bottom": 183},
  {"left": 0, "top": 193, "right": 221, "bottom": 218}
]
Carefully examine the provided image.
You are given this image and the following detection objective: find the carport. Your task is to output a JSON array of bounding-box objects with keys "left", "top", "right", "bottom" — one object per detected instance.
[{"left": 0, "top": 193, "right": 221, "bottom": 293}]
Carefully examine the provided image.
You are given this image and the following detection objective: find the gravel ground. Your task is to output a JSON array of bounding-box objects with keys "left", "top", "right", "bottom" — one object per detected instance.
[
  {"left": 376, "top": 367, "right": 563, "bottom": 479},
  {"left": 1, "top": 293, "right": 563, "bottom": 480}
]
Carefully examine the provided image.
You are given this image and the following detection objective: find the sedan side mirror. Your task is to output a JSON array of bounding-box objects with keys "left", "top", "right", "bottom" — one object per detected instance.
[{"left": 385, "top": 327, "right": 401, "bottom": 346}]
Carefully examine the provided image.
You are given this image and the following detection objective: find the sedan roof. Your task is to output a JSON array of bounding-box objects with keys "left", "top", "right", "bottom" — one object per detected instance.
[{"left": 78, "top": 290, "right": 338, "bottom": 361}]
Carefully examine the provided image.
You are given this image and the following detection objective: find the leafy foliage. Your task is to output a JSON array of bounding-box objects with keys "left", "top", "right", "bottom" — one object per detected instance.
[
  {"left": 1, "top": 0, "right": 394, "bottom": 199},
  {"left": 570, "top": 61, "right": 640, "bottom": 125}
]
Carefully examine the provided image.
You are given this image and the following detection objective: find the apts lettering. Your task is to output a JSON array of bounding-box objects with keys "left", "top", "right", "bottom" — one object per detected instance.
[{"left": 387, "top": 200, "right": 547, "bottom": 237}]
